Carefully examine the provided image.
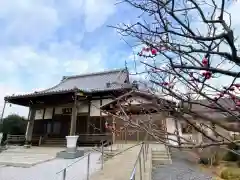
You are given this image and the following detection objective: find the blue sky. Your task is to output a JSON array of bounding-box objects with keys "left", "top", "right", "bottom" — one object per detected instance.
[
  {"left": 0, "top": 0, "right": 142, "bottom": 116},
  {"left": 1, "top": 0, "right": 240, "bottom": 117}
]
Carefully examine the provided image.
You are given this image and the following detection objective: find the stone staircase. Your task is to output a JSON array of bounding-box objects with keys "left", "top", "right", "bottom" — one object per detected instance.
[
  {"left": 99, "top": 144, "right": 123, "bottom": 162},
  {"left": 42, "top": 138, "right": 66, "bottom": 147},
  {"left": 151, "top": 144, "right": 172, "bottom": 167}
]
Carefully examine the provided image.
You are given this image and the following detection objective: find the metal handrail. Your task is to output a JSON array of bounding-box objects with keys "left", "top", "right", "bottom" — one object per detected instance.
[
  {"left": 129, "top": 142, "right": 149, "bottom": 180},
  {"left": 56, "top": 141, "right": 109, "bottom": 180},
  {"left": 56, "top": 151, "right": 94, "bottom": 175}
]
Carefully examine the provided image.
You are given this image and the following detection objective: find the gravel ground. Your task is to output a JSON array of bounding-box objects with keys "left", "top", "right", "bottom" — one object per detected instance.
[{"left": 152, "top": 150, "right": 214, "bottom": 180}]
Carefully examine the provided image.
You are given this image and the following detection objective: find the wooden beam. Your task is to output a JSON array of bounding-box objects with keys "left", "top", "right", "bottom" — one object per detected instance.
[
  {"left": 87, "top": 98, "right": 91, "bottom": 134},
  {"left": 51, "top": 108, "right": 55, "bottom": 135},
  {"left": 100, "top": 97, "right": 102, "bottom": 133},
  {"left": 70, "top": 93, "right": 77, "bottom": 136},
  {"left": 174, "top": 118, "right": 181, "bottom": 147}
]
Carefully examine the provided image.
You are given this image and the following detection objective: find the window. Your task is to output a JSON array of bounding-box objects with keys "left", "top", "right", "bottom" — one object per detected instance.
[{"left": 181, "top": 122, "right": 193, "bottom": 134}]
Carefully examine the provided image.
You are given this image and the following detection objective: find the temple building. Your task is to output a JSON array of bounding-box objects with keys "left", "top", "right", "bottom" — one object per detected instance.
[{"left": 4, "top": 69, "right": 132, "bottom": 146}]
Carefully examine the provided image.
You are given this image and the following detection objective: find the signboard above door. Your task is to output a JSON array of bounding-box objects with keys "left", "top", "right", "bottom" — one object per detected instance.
[{"left": 62, "top": 108, "right": 72, "bottom": 114}]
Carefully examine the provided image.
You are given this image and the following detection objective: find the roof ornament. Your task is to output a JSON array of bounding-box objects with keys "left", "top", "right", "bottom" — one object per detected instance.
[
  {"left": 106, "top": 82, "right": 111, "bottom": 88},
  {"left": 29, "top": 100, "right": 33, "bottom": 105},
  {"left": 132, "top": 80, "right": 139, "bottom": 90},
  {"left": 62, "top": 76, "right": 67, "bottom": 81}
]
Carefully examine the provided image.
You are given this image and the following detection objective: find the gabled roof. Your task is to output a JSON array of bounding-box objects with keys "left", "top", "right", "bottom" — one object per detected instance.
[
  {"left": 44, "top": 68, "right": 130, "bottom": 93},
  {"left": 183, "top": 97, "right": 239, "bottom": 121},
  {"left": 100, "top": 90, "right": 176, "bottom": 113},
  {"left": 5, "top": 69, "right": 131, "bottom": 100}
]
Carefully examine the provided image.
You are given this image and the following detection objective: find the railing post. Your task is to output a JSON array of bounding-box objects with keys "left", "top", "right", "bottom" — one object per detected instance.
[
  {"left": 101, "top": 142, "right": 104, "bottom": 170},
  {"left": 86, "top": 153, "right": 90, "bottom": 180},
  {"left": 139, "top": 154, "right": 143, "bottom": 180},
  {"left": 38, "top": 136, "right": 42, "bottom": 146},
  {"left": 62, "top": 169, "right": 66, "bottom": 180},
  {"left": 133, "top": 174, "right": 136, "bottom": 180},
  {"left": 142, "top": 147, "right": 146, "bottom": 172}
]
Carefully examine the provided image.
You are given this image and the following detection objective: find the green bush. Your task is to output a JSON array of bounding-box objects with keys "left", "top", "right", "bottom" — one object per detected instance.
[
  {"left": 221, "top": 167, "right": 240, "bottom": 180},
  {"left": 213, "top": 152, "right": 221, "bottom": 166},
  {"left": 237, "top": 161, "right": 240, "bottom": 168},
  {"left": 0, "top": 114, "right": 27, "bottom": 145},
  {"left": 223, "top": 141, "right": 240, "bottom": 162},
  {"left": 198, "top": 151, "right": 221, "bottom": 166},
  {"left": 198, "top": 157, "right": 210, "bottom": 165}
]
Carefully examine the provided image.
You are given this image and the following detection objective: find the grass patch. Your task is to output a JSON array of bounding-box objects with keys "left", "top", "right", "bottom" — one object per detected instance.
[{"left": 221, "top": 167, "right": 240, "bottom": 180}]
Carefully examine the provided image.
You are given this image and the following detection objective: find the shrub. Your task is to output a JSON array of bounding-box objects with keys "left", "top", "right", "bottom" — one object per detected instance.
[
  {"left": 223, "top": 141, "right": 240, "bottom": 162},
  {"left": 237, "top": 161, "right": 240, "bottom": 168},
  {"left": 221, "top": 167, "right": 240, "bottom": 180},
  {"left": 198, "top": 157, "right": 210, "bottom": 165},
  {"left": 212, "top": 152, "right": 221, "bottom": 166}
]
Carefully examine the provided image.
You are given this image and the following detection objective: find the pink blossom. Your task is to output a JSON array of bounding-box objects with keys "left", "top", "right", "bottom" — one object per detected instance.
[
  {"left": 202, "top": 58, "right": 208, "bottom": 66},
  {"left": 151, "top": 48, "right": 157, "bottom": 55}
]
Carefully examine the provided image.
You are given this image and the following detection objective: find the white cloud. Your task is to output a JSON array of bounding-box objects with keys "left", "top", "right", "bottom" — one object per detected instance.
[
  {"left": 0, "top": 1, "right": 60, "bottom": 45},
  {"left": 0, "top": 0, "right": 117, "bottom": 118},
  {"left": 84, "top": 0, "right": 116, "bottom": 32}
]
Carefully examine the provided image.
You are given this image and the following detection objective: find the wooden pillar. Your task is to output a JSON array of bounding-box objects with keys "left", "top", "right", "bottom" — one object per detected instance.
[
  {"left": 164, "top": 117, "right": 168, "bottom": 142},
  {"left": 51, "top": 108, "right": 55, "bottom": 135},
  {"left": 124, "top": 127, "right": 127, "bottom": 144},
  {"left": 42, "top": 108, "right": 46, "bottom": 135},
  {"left": 86, "top": 99, "right": 91, "bottom": 134},
  {"left": 0, "top": 100, "right": 6, "bottom": 124},
  {"left": 25, "top": 108, "right": 36, "bottom": 145},
  {"left": 112, "top": 117, "right": 116, "bottom": 144},
  {"left": 174, "top": 118, "right": 181, "bottom": 147},
  {"left": 100, "top": 98, "right": 103, "bottom": 133},
  {"left": 137, "top": 119, "right": 139, "bottom": 141},
  {"left": 70, "top": 93, "right": 77, "bottom": 136}
]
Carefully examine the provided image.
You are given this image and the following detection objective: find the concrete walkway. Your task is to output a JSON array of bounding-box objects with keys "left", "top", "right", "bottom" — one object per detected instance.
[
  {"left": 152, "top": 150, "right": 214, "bottom": 180},
  {"left": 0, "top": 152, "right": 101, "bottom": 180},
  {"left": 90, "top": 144, "right": 142, "bottom": 180},
  {"left": 0, "top": 146, "right": 63, "bottom": 167}
]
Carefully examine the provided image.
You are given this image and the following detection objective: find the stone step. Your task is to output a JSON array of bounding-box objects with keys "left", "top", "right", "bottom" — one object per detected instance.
[
  {"left": 44, "top": 141, "right": 65, "bottom": 144},
  {"left": 44, "top": 139, "right": 65, "bottom": 142},
  {"left": 152, "top": 155, "right": 169, "bottom": 159},
  {"left": 152, "top": 157, "right": 170, "bottom": 161},
  {"left": 152, "top": 159, "right": 171, "bottom": 165},
  {"left": 152, "top": 152, "right": 168, "bottom": 155}
]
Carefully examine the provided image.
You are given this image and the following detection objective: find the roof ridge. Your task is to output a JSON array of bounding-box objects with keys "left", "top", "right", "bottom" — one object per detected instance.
[
  {"left": 36, "top": 77, "right": 70, "bottom": 93},
  {"left": 34, "top": 68, "right": 127, "bottom": 94},
  {"left": 62, "top": 68, "right": 127, "bottom": 79}
]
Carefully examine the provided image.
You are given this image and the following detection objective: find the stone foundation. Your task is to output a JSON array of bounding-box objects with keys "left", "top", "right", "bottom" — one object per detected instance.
[{"left": 56, "top": 149, "right": 84, "bottom": 159}]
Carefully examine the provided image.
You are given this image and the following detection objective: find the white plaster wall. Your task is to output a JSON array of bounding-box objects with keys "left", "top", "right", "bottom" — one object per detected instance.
[
  {"left": 90, "top": 100, "right": 100, "bottom": 116},
  {"left": 78, "top": 102, "right": 88, "bottom": 113},
  {"left": 54, "top": 104, "right": 72, "bottom": 114},
  {"left": 34, "top": 109, "right": 44, "bottom": 120},
  {"left": 54, "top": 107, "right": 62, "bottom": 115},
  {"left": 90, "top": 99, "right": 113, "bottom": 116},
  {"left": 179, "top": 121, "right": 203, "bottom": 144},
  {"left": 123, "top": 97, "right": 151, "bottom": 105},
  {"left": 166, "top": 118, "right": 178, "bottom": 145},
  {"left": 44, "top": 108, "right": 53, "bottom": 119},
  {"left": 101, "top": 99, "right": 113, "bottom": 116},
  {"left": 33, "top": 98, "right": 113, "bottom": 119}
]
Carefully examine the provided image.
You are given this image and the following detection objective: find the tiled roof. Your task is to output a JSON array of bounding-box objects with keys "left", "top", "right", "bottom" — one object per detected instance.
[
  {"left": 5, "top": 69, "right": 131, "bottom": 100},
  {"left": 100, "top": 90, "right": 176, "bottom": 110},
  {"left": 184, "top": 97, "right": 239, "bottom": 120}
]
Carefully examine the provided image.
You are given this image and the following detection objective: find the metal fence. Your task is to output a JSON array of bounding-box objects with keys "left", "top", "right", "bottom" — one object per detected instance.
[
  {"left": 129, "top": 142, "right": 149, "bottom": 180},
  {"left": 56, "top": 143, "right": 105, "bottom": 180}
]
